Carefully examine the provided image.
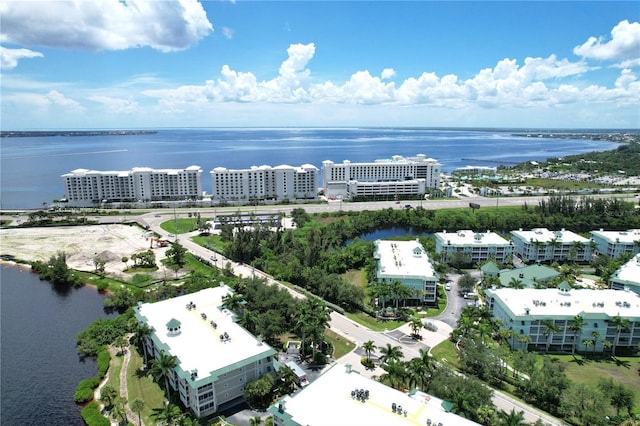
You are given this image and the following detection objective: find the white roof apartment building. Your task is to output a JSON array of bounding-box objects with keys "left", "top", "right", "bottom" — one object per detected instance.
[
  {"left": 134, "top": 286, "right": 277, "bottom": 418},
  {"left": 434, "top": 230, "right": 513, "bottom": 264},
  {"left": 510, "top": 228, "right": 592, "bottom": 263},
  {"left": 609, "top": 253, "right": 640, "bottom": 295},
  {"left": 210, "top": 164, "right": 318, "bottom": 204},
  {"left": 269, "top": 363, "right": 480, "bottom": 426},
  {"left": 322, "top": 154, "right": 441, "bottom": 200},
  {"left": 62, "top": 166, "right": 203, "bottom": 207},
  {"left": 485, "top": 286, "right": 640, "bottom": 353},
  {"left": 374, "top": 239, "right": 438, "bottom": 304},
  {"left": 590, "top": 229, "right": 640, "bottom": 259}
]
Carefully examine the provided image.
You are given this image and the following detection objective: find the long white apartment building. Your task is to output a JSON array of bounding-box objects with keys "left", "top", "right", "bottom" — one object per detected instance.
[
  {"left": 62, "top": 166, "right": 202, "bottom": 206},
  {"left": 269, "top": 363, "right": 480, "bottom": 426},
  {"left": 485, "top": 286, "right": 640, "bottom": 353},
  {"left": 322, "top": 154, "right": 441, "bottom": 200},
  {"left": 510, "top": 228, "right": 592, "bottom": 263},
  {"left": 374, "top": 239, "right": 438, "bottom": 304},
  {"left": 434, "top": 230, "right": 513, "bottom": 264},
  {"left": 590, "top": 229, "right": 640, "bottom": 258},
  {"left": 609, "top": 254, "right": 640, "bottom": 295},
  {"left": 134, "top": 287, "right": 277, "bottom": 418},
  {"left": 210, "top": 164, "right": 318, "bottom": 203}
]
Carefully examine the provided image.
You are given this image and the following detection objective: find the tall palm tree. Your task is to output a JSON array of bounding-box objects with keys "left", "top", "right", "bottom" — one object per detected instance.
[
  {"left": 409, "top": 316, "right": 423, "bottom": 338},
  {"left": 568, "top": 314, "right": 586, "bottom": 355},
  {"left": 582, "top": 339, "right": 593, "bottom": 353},
  {"left": 363, "top": 340, "right": 376, "bottom": 361},
  {"left": 150, "top": 402, "right": 181, "bottom": 426},
  {"left": 149, "top": 352, "right": 178, "bottom": 401},
  {"left": 222, "top": 292, "right": 245, "bottom": 313},
  {"left": 406, "top": 357, "right": 429, "bottom": 390},
  {"left": 517, "top": 334, "right": 531, "bottom": 350},
  {"left": 542, "top": 319, "right": 561, "bottom": 353},
  {"left": 131, "top": 322, "right": 153, "bottom": 366},
  {"left": 508, "top": 277, "right": 525, "bottom": 289},
  {"left": 131, "top": 398, "right": 145, "bottom": 426},
  {"left": 389, "top": 280, "right": 405, "bottom": 309},
  {"left": 591, "top": 330, "right": 601, "bottom": 354},
  {"left": 379, "top": 343, "right": 404, "bottom": 365},
  {"left": 610, "top": 315, "right": 631, "bottom": 357},
  {"left": 295, "top": 297, "right": 331, "bottom": 362}
]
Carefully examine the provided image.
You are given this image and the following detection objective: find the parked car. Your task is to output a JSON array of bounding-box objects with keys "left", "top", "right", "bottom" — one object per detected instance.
[{"left": 445, "top": 283, "right": 452, "bottom": 291}]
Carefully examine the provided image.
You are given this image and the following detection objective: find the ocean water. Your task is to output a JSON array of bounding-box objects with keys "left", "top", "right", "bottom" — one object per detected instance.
[
  {"left": 0, "top": 128, "right": 617, "bottom": 210},
  {"left": 0, "top": 266, "right": 113, "bottom": 425}
]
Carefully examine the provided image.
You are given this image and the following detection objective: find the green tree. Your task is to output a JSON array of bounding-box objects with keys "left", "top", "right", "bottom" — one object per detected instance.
[
  {"left": 458, "top": 272, "right": 477, "bottom": 294},
  {"left": 379, "top": 359, "right": 407, "bottom": 390},
  {"left": 131, "top": 322, "right": 153, "bottom": 366},
  {"left": 149, "top": 352, "right": 178, "bottom": 401},
  {"left": 131, "top": 398, "right": 145, "bottom": 426},
  {"left": 409, "top": 316, "right": 423, "bottom": 338},
  {"left": 100, "top": 384, "right": 117, "bottom": 409},
  {"left": 166, "top": 241, "right": 188, "bottom": 268},
  {"left": 497, "top": 408, "right": 527, "bottom": 426},
  {"left": 111, "top": 396, "right": 128, "bottom": 425},
  {"left": 275, "top": 365, "right": 297, "bottom": 396},
  {"left": 363, "top": 340, "right": 376, "bottom": 361},
  {"left": 610, "top": 315, "right": 631, "bottom": 357},
  {"left": 560, "top": 382, "right": 610, "bottom": 426},
  {"left": 379, "top": 343, "right": 404, "bottom": 364},
  {"left": 245, "top": 373, "right": 275, "bottom": 409},
  {"left": 150, "top": 402, "right": 182, "bottom": 426},
  {"left": 569, "top": 314, "right": 586, "bottom": 356},
  {"left": 542, "top": 319, "right": 561, "bottom": 353}
]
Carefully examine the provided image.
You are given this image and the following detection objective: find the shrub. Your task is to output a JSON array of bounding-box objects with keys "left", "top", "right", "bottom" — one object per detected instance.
[
  {"left": 96, "top": 281, "right": 109, "bottom": 292},
  {"left": 360, "top": 357, "right": 375, "bottom": 369},
  {"left": 74, "top": 377, "right": 100, "bottom": 403},
  {"left": 96, "top": 348, "right": 110, "bottom": 378},
  {"left": 81, "top": 402, "right": 110, "bottom": 426}
]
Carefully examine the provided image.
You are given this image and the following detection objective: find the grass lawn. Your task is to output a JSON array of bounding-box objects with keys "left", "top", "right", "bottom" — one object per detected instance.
[
  {"left": 127, "top": 347, "right": 166, "bottom": 426},
  {"left": 344, "top": 311, "right": 404, "bottom": 331},
  {"left": 106, "top": 348, "right": 124, "bottom": 393},
  {"left": 430, "top": 339, "right": 461, "bottom": 370},
  {"left": 554, "top": 354, "right": 640, "bottom": 413},
  {"left": 325, "top": 329, "right": 356, "bottom": 359},
  {"left": 160, "top": 217, "right": 202, "bottom": 235}
]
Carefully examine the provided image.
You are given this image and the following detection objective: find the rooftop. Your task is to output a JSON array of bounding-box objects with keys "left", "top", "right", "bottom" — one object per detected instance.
[
  {"left": 486, "top": 287, "right": 640, "bottom": 319},
  {"left": 511, "top": 228, "right": 589, "bottom": 244},
  {"left": 591, "top": 229, "right": 640, "bottom": 244},
  {"left": 497, "top": 264, "right": 560, "bottom": 288},
  {"left": 135, "top": 287, "right": 275, "bottom": 379},
  {"left": 612, "top": 254, "right": 640, "bottom": 284},
  {"left": 435, "top": 230, "right": 510, "bottom": 246},
  {"left": 270, "top": 364, "right": 479, "bottom": 426},
  {"left": 375, "top": 239, "right": 436, "bottom": 279}
]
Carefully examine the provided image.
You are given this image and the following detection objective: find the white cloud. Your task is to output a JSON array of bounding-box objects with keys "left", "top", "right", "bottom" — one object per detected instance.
[
  {"left": 0, "top": 46, "right": 43, "bottom": 69},
  {"left": 221, "top": 27, "right": 235, "bottom": 40},
  {"left": 0, "top": 0, "right": 212, "bottom": 52},
  {"left": 381, "top": 68, "right": 395, "bottom": 80},
  {"left": 88, "top": 95, "right": 139, "bottom": 113},
  {"left": 574, "top": 20, "right": 640, "bottom": 64}
]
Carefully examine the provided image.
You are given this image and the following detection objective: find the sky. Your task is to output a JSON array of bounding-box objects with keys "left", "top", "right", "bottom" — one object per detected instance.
[{"left": 1, "top": 0, "right": 639, "bottom": 130}]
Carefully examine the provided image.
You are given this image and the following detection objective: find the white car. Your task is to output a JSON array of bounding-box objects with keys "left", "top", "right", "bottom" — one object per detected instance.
[{"left": 445, "top": 283, "right": 452, "bottom": 291}]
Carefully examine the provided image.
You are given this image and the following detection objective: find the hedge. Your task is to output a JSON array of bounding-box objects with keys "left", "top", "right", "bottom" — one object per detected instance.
[{"left": 81, "top": 402, "right": 110, "bottom": 426}]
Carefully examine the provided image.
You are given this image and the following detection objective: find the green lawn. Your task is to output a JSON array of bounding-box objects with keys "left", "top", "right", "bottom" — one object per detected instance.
[
  {"left": 105, "top": 348, "right": 124, "bottom": 393},
  {"left": 344, "top": 311, "right": 404, "bottom": 331},
  {"left": 127, "top": 347, "right": 166, "bottom": 426},
  {"left": 554, "top": 354, "right": 640, "bottom": 413},
  {"left": 160, "top": 217, "right": 202, "bottom": 235},
  {"left": 430, "top": 339, "right": 461, "bottom": 370},
  {"left": 325, "top": 329, "right": 356, "bottom": 359}
]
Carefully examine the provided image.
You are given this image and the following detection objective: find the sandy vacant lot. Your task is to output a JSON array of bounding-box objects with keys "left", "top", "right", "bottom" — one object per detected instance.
[{"left": 0, "top": 224, "right": 169, "bottom": 278}]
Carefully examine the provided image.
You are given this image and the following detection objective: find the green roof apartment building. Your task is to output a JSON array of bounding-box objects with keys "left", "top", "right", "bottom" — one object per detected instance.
[
  {"left": 510, "top": 228, "right": 593, "bottom": 263},
  {"left": 434, "top": 230, "right": 513, "bottom": 265},
  {"left": 134, "top": 286, "right": 277, "bottom": 418},
  {"left": 481, "top": 262, "right": 560, "bottom": 288},
  {"left": 269, "top": 363, "right": 480, "bottom": 426},
  {"left": 374, "top": 239, "right": 438, "bottom": 304},
  {"left": 485, "top": 286, "right": 640, "bottom": 353},
  {"left": 590, "top": 229, "right": 640, "bottom": 259},
  {"left": 609, "top": 253, "right": 640, "bottom": 295}
]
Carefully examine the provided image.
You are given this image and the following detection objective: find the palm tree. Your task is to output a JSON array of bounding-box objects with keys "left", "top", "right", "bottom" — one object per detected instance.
[
  {"left": 610, "top": 315, "right": 631, "bottom": 357},
  {"left": 150, "top": 402, "right": 181, "bottom": 426},
  {"left": 100, "top": 384, "right": 117, "bottom": 409},
  {"left": 276, "top": 365, "right": 297, "bottom": 395},
  {"left": 379, "top": 359, "right": 407, "bottom": 390},
  {"left": 389, "top": 280, "right": 405, "bottom": 309},
  {"left": 409, "top": 316, "right": 423, "bottom": 338},
  {"left": 131, "top": 322, "right": 153, "bottom": 366},
  {"left": 295, "top": 297, "right": 331, "bottom": 362},
  {"left": 131, "top": 398, "right": 145, "bottom": 426},
  {"left": 406, "top": 357, "right": 429, "bottom": 390},
  {"left": 112, "top": 397, "right": 128, "bottom": 425},
  {"left": 497, "top": 408, "right": 527, "bottom": 426},
  {"left": 222, "top": 292, "right": 245, "bottom": 313},
  {"left": 542, "top": 319, "right": 561, "bottom": 353},
  {"left": 603, "top": 339, "right": 613, "bottom": 356},
  {"left": 249, "top": 416, "right": 263, "bottom": 426},
  {"left": 568, "top": 314, "right": 586, "bottom": 355},
  {"left": 591, "top": 330, "right": 601, "bottom": 354},
  {"left": 363, "top": 340, "right": 376, "bottom": 361},
  {"left": 508, "top": 277, "right": 525, "bottom": 289},
  {"left": 379, "top": 343, "right": 404, "bottom": 365},
  {"left": 149, "top": 352, "right": 178, "bottom": 401},
  {"left": 582, "top": 339, "right": 593, "bottom": 353},
  {"left": 517, "top": 334, "right": 531, "bottom": 351}
]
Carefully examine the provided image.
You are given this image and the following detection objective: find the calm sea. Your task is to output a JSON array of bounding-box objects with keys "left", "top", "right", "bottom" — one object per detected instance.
[
  {"left": 0, "top": 266, "right": 113, "bottom": 425},
  {"left": 0, "top": 128, "right": 617, "bottom": 210}
]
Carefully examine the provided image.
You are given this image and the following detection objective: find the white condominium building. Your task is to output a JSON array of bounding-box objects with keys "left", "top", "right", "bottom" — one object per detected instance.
[
  {"left": 62, "top": 166, "right": 203, "bottom": 206},
  {"left": 322, "top": 154, "right": 441, "bottom": 200},
  {"left": 590, "top": 229, "right": 640, "bottom": 259},
  {"left": 210, "top": 164, "right": 318, "bottom": 203},
  {"left": 374, "top": 239, "right": 438, "bottom": 304},
  {"left": 609, "top": 254, "right": 640, "bottom": 295},
  {"left": 510, "top": 228, "right": 592, "bottom": 263},
  {"left": 485, "top": 286, "right": 640, "bottom": 353},
  {"left": 134, "top": 287, "right": 277, "bottom": 418},
  {"left": 434, "top": 230, "right": 513, "bottom": 264},
  {"left": 269, "top": 363, "right": 480, "bottom": 426}
]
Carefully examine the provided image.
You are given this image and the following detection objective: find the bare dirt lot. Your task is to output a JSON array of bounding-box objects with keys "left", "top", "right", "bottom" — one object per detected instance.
[{"left": 0, "top": 224, "right": 169, "bottom": 279}]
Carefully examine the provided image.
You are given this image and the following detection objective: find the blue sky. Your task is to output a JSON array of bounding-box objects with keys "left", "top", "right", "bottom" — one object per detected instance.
[{"left": 1, "top": 1, "right": 639, "bottom": 129}]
